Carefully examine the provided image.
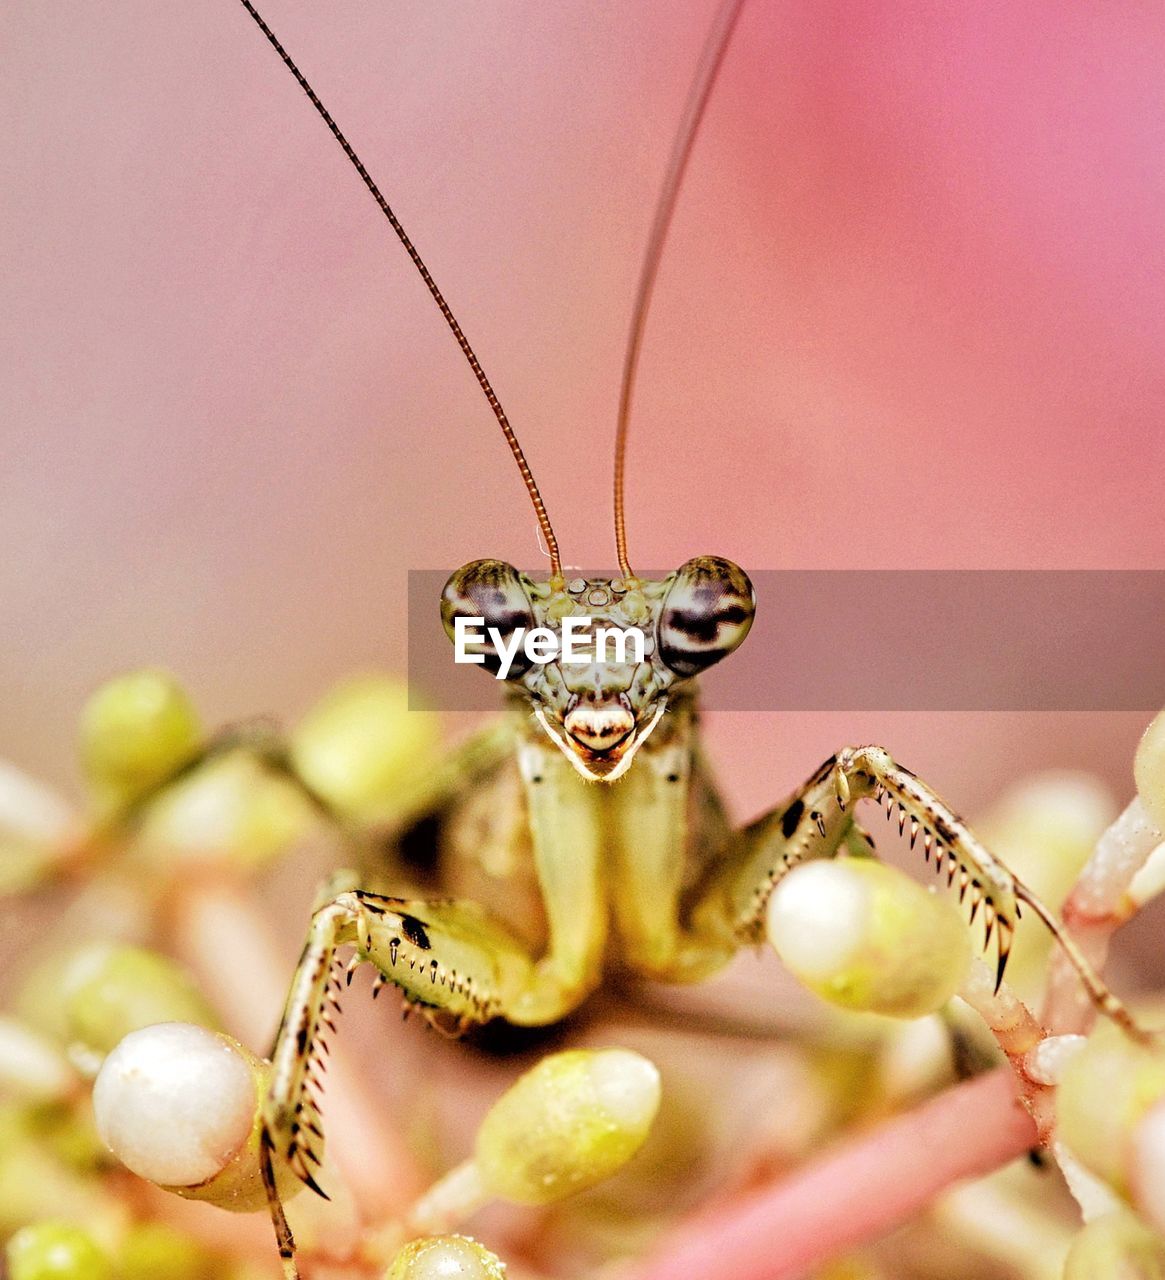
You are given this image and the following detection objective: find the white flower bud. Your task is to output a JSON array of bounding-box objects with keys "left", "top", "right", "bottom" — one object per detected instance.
[
  {"left": 93, "top": 1023, "right": 256, "bottom": 1187},
  {"left": 385, "top": 1236, "right": 506, "bottom": 1280},
  {"left": 766, "top": 859, "right": 971, "bottom": 1018},
  {"left": 0, "top": 761, "right": 78, "bottom": 893}
]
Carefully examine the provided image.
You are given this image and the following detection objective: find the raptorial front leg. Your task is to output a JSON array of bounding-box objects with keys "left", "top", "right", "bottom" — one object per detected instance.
[
  {"left": 697, "top": 745, "right": 1140, "bottom": 1036},
  {"left": 258, "top": 886, "right": 554, "bottom": 1276},
  {"left": 265, "top": 891, "right": 536, "bottom": 1185}
]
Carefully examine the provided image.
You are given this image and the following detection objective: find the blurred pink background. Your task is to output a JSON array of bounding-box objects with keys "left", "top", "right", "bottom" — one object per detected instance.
[{"left": 3, "top": 0, "right": 1165, "bottom": 819}]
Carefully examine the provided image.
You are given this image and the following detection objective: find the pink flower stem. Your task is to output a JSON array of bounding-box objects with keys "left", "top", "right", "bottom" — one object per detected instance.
[
  {"left": 1043, "top": 798, "right": 1159, "bottom": 1036},
  {"left": 634, "top": 1067, "right": 1037, "bottom": 1280}
]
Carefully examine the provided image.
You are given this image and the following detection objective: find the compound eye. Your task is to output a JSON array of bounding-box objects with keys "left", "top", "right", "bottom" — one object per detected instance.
[
  {"left": 658, "top": 556, "right": 755, "bottom": 677},
  {"left": 441, "top": 559, "right": 536, "bottom": 679}
]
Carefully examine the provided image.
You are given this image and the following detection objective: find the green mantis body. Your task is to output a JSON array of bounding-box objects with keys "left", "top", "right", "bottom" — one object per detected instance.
[{"left": 262, "top": 557, "right": 1134, "bottom": 1220}]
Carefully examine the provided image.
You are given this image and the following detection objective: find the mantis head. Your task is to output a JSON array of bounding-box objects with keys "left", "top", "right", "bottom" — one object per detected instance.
[{"left": 441, "top": 556, "right": 754, "bottom": 782}]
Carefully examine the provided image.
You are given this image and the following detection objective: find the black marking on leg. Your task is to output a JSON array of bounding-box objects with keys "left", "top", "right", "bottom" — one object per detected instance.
[
  {"left": 781, "top": 798, "right": 805, "bottom": 839},
  {"left": 932, "top": 813, "right": 962, "bottom": 849},
  {"left": 809, "top": 755, "right": 838, "bottom": 786},
  {"left": 400, "top": 914, "right": 432, "bottom": 951}
]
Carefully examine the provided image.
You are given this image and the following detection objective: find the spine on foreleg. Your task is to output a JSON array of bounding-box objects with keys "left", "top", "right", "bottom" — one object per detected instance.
[
  {"left": 265, "top": 900, "right": 356, "bottom": 1195},
  {"left": 351, "top": 892, "right": 534, "bottom": 1025},
  {"left": 842, "top": 747, "right": 1020, "bottom": 986}
]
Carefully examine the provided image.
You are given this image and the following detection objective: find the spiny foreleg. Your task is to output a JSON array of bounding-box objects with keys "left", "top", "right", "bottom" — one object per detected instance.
[
  {"left": 259, "top": 888, "right": 538, "bottom": 1274},
  {"left": 721, "top": 746, "right": 1141, "bottom": 1038}
]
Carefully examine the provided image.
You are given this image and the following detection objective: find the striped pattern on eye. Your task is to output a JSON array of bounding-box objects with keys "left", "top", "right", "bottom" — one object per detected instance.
[
  {"left": 441, "top": 559, "right": 537, "bottom": 678},
  {"left": 657, "top": 556, "right": 755, "bottom": 678}
]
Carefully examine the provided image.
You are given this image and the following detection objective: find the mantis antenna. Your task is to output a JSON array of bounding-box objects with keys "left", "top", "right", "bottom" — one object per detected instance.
[
  {"left": 612, "top": 0, "right": 748, "bottom": 580},
  {"left": 234, "top": 0, "right": 564, "bottom": 579}
]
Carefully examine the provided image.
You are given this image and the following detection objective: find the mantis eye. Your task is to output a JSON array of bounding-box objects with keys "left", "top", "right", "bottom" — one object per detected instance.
[
  {"left": 441, "top": 559, "right": 536, "bottom": 678},
  {"left": 658, "top": 556, "right": 755, "bottom": 677}
]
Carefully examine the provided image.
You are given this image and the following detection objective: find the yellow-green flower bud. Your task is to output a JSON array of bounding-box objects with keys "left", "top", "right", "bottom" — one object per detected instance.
[
  {"left": 6, "top": 1221, "right": 112, "bottom": 1280},
  {"left": 79, "top": 670, "right": 200, "bottom": 811},
  {"left": 766, "top": 859, "right": 972, "bottom": 1018},
  {"left": 1058, "top": 1023, "right": 1165, "bottom": 1196},
  {"left": 290, "top": 677, "right": 439, "bottom": 823},
  {"left": 92, "top": 1023, "right": 298, "bottom": 1213},
  {"left": 385, "top": 1236, "right": 506, "bottom": 1280},
  {"left": 1063, "top": 1211, "right": 1165, "bottom": 1280},
  {"left": 474, "top": 1048, "right": 660, "bottom": 1206},
  {"left": 18, "top": 943, "right": 217, "bottom": 1068},
  {"left": 117, "top": 1222, "right": 214, "bottom": 1280},
  {"left": 0, "top": 1106, "right": 116, "bottom": 1237},
  {"left": 1135, "top": 711, "right": 1165, "bottom": 834}
]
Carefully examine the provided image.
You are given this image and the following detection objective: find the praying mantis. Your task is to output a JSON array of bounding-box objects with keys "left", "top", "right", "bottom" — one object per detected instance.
[
  {"left": 6, "top": 2, "right": 1146, "bottom": 1276},
  {"left": 188, "top": 3, "right": 1151, "bottom": 1274}
]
